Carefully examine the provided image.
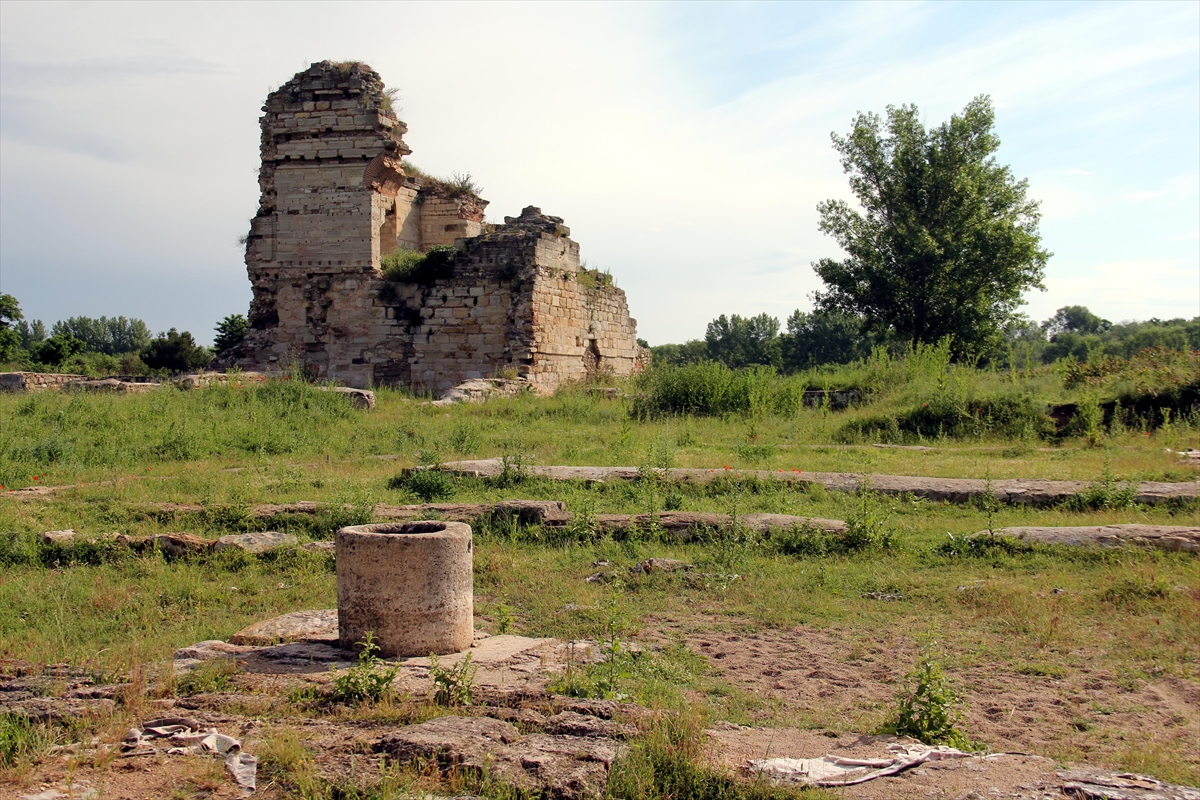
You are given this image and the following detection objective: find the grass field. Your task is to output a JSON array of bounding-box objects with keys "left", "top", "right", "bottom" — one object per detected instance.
[{"left": 1, "top": 367, "right": 1198, "bottom": 797}]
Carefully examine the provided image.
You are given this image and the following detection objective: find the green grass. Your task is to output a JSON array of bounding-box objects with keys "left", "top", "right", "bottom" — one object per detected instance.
[{"left": 1, "top": 369, "right": 1198, "bottom": 791}]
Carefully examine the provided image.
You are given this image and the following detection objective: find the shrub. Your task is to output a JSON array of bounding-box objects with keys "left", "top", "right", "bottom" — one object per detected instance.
[
  {"left": 380, "top": 245, "right": 456, "bottom": 284},
  {"left": 838, "top": 393, "right": 1051, "bottom": 443},
  {"left": 429, "top": 652, "right": 476, "bottom": 706},
  {"left": 632, "top": 363, "right": 809, "bottom": 418},
  {"left": 331, "top": 633, "right": 398, "bottom": 704},
  {"left": 35, "top": 333, "right": 86, "bottom": 366},
  {"left": 886, "top": 652, "right": 973, "bottom": 749},
  {"left": 836, "top": 414, "right": 902, "bottom": 444},
  {"left": 388, "top": 468, "right": 456, "bottom": 502}
]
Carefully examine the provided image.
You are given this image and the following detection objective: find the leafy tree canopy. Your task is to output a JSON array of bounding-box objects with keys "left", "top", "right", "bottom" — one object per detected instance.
[
  {"left": 213, "top": 313, "right": 249, "bottom": 353},
  {"left": 705, "top": 313, "right": 781, "bottom": 369},
  {"left": 0, "top": 293, "right": 23, "bottom": 362},
  {"left": 141, "top": 329, "right": 212, "bottom": 372},
  {"left": 813, "top": 95, "right": 1050, "bottom": 358},
  {"left": 51, "top": 316, "right": 151, "bottom": 355},
  {"left": 782, "top": 309, "right": 872, "bottom": 370},
  {"left": 36, "top": 333, "right": 86, "bottom": 366},
  {"left": 1041, "top": 305, "right": 1111, "bottom": 336}
]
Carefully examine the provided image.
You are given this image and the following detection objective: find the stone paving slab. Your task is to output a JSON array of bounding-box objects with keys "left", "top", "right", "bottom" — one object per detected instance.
[
  {"left": 435, "top": 459, "right": 1199, "bottom": 507},
  {"left": 229, "top": 609, "right": 338, "bottom": 645},
  {"left": 985, "top": 524, "right": 1200, "bottom": 552}
]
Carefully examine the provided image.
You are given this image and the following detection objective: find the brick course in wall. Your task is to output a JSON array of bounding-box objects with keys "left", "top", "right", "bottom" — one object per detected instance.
[{"left": 221, "top": 61, "right": 644, "bottom": 393}]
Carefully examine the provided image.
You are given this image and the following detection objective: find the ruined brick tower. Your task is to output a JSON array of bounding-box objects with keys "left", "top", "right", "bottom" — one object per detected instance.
[{"left": 224, "top": 61, "right": 643, "bottom": 392}]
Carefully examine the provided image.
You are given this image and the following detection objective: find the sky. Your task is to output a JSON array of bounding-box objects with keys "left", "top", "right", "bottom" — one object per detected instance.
[{"left": 1, "top": 1, "right": 1197, "bottom": 347}]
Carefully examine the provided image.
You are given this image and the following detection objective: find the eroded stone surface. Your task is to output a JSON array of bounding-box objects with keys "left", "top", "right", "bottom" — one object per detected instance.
[
  {"left": 988, "top": 524, "right": 1200, "bottom": 552},
  {"left": 376, "top": 715, "right": 620, "bottom": 799},
  {"left": 437, "top": 460, "right": 1200, "bottom": 507},
  {"left": 229, "top": 609, "right": 338, "bottom": 645},
  {"left": 214, "top": 531, "right": 298, "bottom": 553}
]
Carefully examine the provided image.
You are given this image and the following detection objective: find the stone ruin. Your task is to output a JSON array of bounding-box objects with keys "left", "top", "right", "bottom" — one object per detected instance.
[{"left": 219, "top": 61, "right": 645, "bottom": 393}]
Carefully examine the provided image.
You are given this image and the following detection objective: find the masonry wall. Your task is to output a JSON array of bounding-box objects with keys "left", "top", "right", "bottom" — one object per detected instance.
[{"left": 226, "top": 61, "right": 643, "bottom": 394}]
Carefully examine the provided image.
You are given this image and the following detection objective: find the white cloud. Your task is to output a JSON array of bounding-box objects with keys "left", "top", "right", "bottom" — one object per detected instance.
[
  {"left": 1038, "top": 260, "right": 1200, "bottom": 321},
  {"left": 0, "top": 1, "right": 1196, "bottom": 345}
]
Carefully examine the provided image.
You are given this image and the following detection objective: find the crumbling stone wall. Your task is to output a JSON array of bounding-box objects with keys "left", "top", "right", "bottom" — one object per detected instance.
[{"left": 224, "top": 61, "right": 643, "bottom": 393}]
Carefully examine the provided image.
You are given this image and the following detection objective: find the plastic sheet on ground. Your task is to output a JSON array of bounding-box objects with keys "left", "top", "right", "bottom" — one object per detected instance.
[
  {"left": 123, "top": 716, "right": 257, "bottom": 793},
  {"left": 750, "top": 743, "right": 994, "bottom": 787}
]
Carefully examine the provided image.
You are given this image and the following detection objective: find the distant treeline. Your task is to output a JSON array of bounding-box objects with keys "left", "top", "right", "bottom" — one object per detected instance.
[
  {"left": 649, "top": 306, "right": 1200, "bottom": 372},
  {"left": 0, "top": 293, "right": 247, "bottom": 375}
]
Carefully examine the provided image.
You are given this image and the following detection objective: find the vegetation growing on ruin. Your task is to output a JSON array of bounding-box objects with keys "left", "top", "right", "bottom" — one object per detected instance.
[
  {"left": 402, "top": 161, "right": 485, "bottom": 199},
  {"left": 379, "top": 244, "right": 458, "bottom": 285}
]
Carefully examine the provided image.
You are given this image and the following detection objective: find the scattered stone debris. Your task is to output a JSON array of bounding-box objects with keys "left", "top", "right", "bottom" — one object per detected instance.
[
  {"left": 301, "top": 540, "right": 336, "bottom": 554},
  {"left": 634, "top": 557, "right": 691, "bottom": 573},
  {"left": 430, "top": 378, "right": 532, "bottom": 407},
  {"left": 860, "top": 592, "right": 904, "bottom": 601},
  {"left": 40, "top": 529, "right": 76, "bottom": 545},
  {"left": 149, "top": 533, "right": 214, "bottom": 558},
  {"left": 984, "top": 524, "right": 1200, "bottom": 552},
  {"left": 801, "top": 389, "right": 860, "bottom": 409},
  {"left": 1058, "top": 768, "right": 1200, "bottom": 800},
  {"left": 434, "top": 459, "right": 1200, "bottom": 506}
]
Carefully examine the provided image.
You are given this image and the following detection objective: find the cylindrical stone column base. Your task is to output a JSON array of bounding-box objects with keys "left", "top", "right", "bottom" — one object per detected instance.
[{"left": 336, "top": 521, "right": 473, "bottom": 657}]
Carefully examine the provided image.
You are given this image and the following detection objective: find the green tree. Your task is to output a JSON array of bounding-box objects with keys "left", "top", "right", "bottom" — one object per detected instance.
[
  {"left": 213, "top": 313, "right": 248, "bottom": 353},
  {"left": 141, "top": 329, "right": 212, "bottom": 372},
  {"left": 0, "top": 293, "right": 24, "bottom": 363},
  {"left": 704, "top": 313, "right": 781, "bottom": 368},
  {"left": 812, "top": 95, "right": 1050, "bottom": 358},
  {"left": 36, "top": 333, "right": 86, "bottom": 366},
  {"left": 1041, "top": 305, "right": 1110, "bottom": 337},
  {"left": 781, "top": 309, "right": 871, "bottom": 370},
  {"left": 51, "top": 316, "right": 151, "bottom": 355}
]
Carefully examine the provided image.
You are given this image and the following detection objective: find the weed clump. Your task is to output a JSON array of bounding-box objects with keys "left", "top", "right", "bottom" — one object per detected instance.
[
  {"left": 331, "top": 633, "right": 398, "bottom": 704},
  {"left": 429, "top": 652, "right": 476, "bottom": 706},
  {"left": 0, "top": 713, "right": 58, "bottom": 770},
  {"left": 884, "top": 650, "right": 974, "bottom": 750},
  {"left": 389, "top": 468, "right": 456, "bottom": 502}
]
